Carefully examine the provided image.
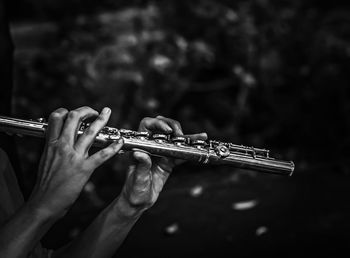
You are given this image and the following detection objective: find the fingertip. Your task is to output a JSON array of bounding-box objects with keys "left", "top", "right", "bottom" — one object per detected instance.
[
  {"left": 200, "top": 132, "right": 208, "bottom": 139},
  {"left": 101, "top": 107, "right": 111, "bottom": 115},
  {"left": 111, "top": 138, "right": 124, "bottom": 151},
  {"left": 174, "top": 129, "right": 184, "bottom": 136},
  {"left": 133, "top": 151, "right": 152, "bottom": 164},
  {"left": 160, "top": 121, "right": 173, "bottom": 133},
  {"left": 173, "top": 124, "right": 184, "bottom": 136},
  {"left": 133, "top": 150, "right": 148, "bottom": 159}
]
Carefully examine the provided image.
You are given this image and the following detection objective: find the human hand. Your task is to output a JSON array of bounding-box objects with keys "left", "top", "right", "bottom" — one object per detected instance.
[
  {"left": 119, "top": 116, "right": 207, "bottom": 214},
  {"left": 28, "top": 106, "right": 123, "bottom": 219}
]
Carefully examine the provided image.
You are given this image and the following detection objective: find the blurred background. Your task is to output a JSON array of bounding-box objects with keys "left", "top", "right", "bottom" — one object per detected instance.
[{"left": 2, "top": 0, "right": 350, "bottom": 257}]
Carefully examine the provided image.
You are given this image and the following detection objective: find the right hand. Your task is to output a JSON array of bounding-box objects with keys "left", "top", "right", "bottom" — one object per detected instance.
[
  {"left": 28, "top": 106, "right": 123, "bottom": 219},
  {"left": 119, "top": 116, "right": 207, "bottom": 214}
]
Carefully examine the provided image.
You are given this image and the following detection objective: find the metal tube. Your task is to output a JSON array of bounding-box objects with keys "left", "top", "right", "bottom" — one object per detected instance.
[{"left": 0, "top": 115, "right": 294, "bottom": 176}]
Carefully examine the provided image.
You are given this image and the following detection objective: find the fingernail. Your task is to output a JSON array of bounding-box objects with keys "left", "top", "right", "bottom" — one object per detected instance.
[
  {"left": 164, "top": 125, "right": 173, "bottom": 132},
  {"left": 112, "top": 138, "right": 123, "bottom": 145},
  {"left": 102, "top": 107, "right": 111, "bottom": 114},
  {"left": 111, "top": 138, "right": 123, "bottom": 151}
]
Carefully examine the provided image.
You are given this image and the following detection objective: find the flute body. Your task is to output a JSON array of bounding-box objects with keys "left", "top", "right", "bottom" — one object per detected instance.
[{"left": 0, "top": 116, "right": 294, "bottom": 176}]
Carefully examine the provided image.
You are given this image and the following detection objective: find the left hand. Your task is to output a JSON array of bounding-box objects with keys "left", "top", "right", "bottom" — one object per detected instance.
[{"left": 119, "top": 116, "right": 207, "bottom": 213}]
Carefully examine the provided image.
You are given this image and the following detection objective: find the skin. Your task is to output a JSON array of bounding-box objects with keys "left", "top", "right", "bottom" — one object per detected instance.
[
  {"left": 0, "top": 107, "right": 207, "bottom": 258},
  {"left": 121, "top": 115, "right": 208, "bottom": 212}
]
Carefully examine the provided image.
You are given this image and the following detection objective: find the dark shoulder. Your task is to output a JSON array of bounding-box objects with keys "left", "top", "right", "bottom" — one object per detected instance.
[
  {"left": 0, "top": 147, "right": 18, "bottom": 190},
  {"left": 0, "top": 147, "right": 11, "bottom": 173},
  {"left": 0, "top": 147, "right": 24, "bottom": 212}
]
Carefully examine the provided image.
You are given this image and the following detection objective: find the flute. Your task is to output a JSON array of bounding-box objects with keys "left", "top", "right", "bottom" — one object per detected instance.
[{"left": 0, "top": 115, "right": 294, "bottom": 176}]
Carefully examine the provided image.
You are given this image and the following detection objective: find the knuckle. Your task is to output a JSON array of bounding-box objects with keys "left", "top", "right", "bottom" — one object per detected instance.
[
  {"left": 82, "top": 106, "right": 97, "bottom": 114},
  {"left": 49, "top": 112, "right": 60, "bottom": 121},
  {"left": 68, "top": 110, "right": 79, "bottom": 119},
  {"left": 57, "top": 107, "right": 69, "bottom": 113},
  {"left": 66, "top": 151, "right": 79, "bottom": 163},
  {"left": 128, "top": 195, "right": 149, "bottom": 208},
  {"left": 85, "top": 127, "right": 96, "bottom": 137},
  {"left": 49, "top": 109, "right": 67, "bottom": 120},
  {"left": 78, "top": 106, "right": 90, "bottom": 110},
  {"left": 140, "top": 117, "right": 154, "bottom": 128}
]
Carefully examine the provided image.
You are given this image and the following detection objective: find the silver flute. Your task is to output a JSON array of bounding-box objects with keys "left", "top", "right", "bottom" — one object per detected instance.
[{"left": 0, "top": 115, "right": 294, "bottom": 176}]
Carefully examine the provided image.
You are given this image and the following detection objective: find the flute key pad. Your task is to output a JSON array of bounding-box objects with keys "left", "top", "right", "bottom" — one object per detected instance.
[
  {"left": 152, "top": 134, "right": 168, "bottom": 143},
  {"left": 192, "top": 140, "right": 207, "bottom": 149},
  {"left": 171, "top": 136, "right": 187, "bottom": 146}
]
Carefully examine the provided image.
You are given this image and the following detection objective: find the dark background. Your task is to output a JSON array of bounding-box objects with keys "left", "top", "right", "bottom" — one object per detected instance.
[{"left": 3, "top": 0, "right": 350, "bottom": 257}]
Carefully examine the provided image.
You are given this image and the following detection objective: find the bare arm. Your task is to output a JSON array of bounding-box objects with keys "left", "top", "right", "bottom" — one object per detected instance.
[
  {"left": 0, "top": 108, "right": 205, "bottom": 258},
  {"left": 52, "top": 116, "right": 207, "bottom": 258},
  {"left": 0, "top": 107, "right": 123, "bottom": 257},
  {"left": 51, "top": 196, "right": 142, "bottom": 258},
  {"left": 0, "top": 201, "right": 56, "bottom": 258}
]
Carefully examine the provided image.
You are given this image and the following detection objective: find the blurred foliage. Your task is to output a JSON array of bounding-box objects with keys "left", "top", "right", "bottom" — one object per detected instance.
[
  {"left": 11, "top": 0, "right": 350, "bottom": 168},
  {"left": 6, "top": 0, "right": 350, "bottom": 253},
  {"left": 6, "top": 0, "right": 350, "bottom": 197}
]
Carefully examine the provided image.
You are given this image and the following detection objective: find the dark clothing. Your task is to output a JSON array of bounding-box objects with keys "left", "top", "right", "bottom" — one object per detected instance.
[
  {"left": 0, "top": 0, "right": 23, "bottom": 195},
  {"left": 0, "top": 148, "right": 23, "bottom": 220},
  {"left": 0, "top": 148, "right": 51, "bottom": 257}
]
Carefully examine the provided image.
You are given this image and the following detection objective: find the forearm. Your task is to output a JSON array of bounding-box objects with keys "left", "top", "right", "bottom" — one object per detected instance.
[
  {"left": 0, "top": 201, "right": 56, "bottom": 258},
  {"left": 52, "top": 197, "right": 143, "bottom": 258}
]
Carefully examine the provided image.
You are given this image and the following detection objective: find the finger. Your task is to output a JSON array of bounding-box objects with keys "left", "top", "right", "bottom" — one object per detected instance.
[
  {"left": 126, "top": 165, "right": 135, "bottom": 179},
  {"left": 34, "top": 144, "right": 50, "bottom": 192},
  {"left": 87, "top": 138, "right": 124, "bottom": 169},
  {"left": 185, "top": 132, "right": 208, "bottom": 141},
  {"left": 149, "top": 157, "right": 172, "bottom": 194},
  {"left": 61, "top": 106, "right": 98, "bottom": 145},
  {"left": 46, "top": 108, "right": 69, "bottom": 143},
  {"left": 153, "top": 133, "right": 208, "bottom": 168},
  {"left": 155, "top": 116, "right": 183, "bottom": 136},
  {"left": 138, "top": 117, "right": 173, "bottom": 134},
  {"left": 152, "top": 158, "right": 173, "bottom": 176},
  {"left": 75, "top": 107, "right": 111, "bottom": 153},
  {"left": 132, "top": 151, "right": 152, "bottom": 189},
  {"left": 152, "top": 163, "right": 171, "bottom": 193}
]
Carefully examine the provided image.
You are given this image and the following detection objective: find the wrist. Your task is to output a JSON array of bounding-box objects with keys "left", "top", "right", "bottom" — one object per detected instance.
[
  {"left": 26, "top": 197, "right": 61, "bottom": 223},
  {"left": 112, "top": 195, "right": 145, "bottom": 220},
  {"left": 17, "top": 201, "right": 57, "bottom": 231}
]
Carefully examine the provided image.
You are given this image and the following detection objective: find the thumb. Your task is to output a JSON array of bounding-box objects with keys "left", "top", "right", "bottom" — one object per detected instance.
[{"left": 132, "top": 151, "right": 152, "bottom": 189}]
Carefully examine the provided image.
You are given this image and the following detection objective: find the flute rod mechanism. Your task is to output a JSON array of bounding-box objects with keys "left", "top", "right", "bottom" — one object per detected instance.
[{"left": 0, "top": 115, "right": 295, "bottom": 176}]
